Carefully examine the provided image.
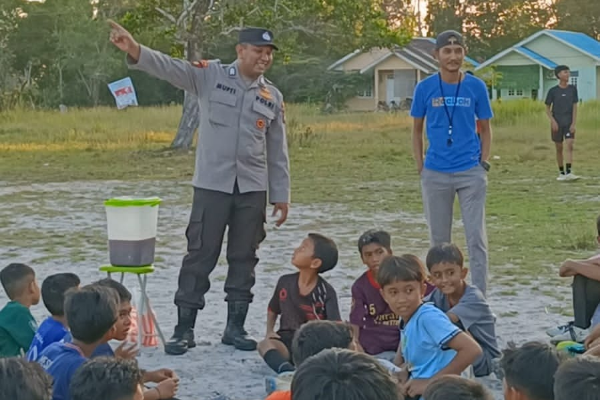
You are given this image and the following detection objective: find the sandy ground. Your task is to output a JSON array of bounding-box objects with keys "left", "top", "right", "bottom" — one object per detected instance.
[{"left": 0, "top": 180, "right": 573, "bottom": 400}]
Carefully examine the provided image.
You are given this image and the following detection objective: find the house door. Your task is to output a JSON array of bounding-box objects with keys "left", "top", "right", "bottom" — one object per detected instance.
[{"left": 386, "top": 74, "right": 397, "bottom": 105}]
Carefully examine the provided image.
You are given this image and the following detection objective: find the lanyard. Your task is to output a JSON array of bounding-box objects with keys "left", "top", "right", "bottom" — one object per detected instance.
[{"left": 438, "top": 72, "right": 463, "bottom": 147}]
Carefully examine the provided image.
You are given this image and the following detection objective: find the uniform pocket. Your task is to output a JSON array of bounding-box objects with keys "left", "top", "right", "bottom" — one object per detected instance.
[
  {"left": 209, "top": 90, "right": 238, "bottom": 126},
  {"left": 252, "top": 101, "right": 276, "bottom": 132},
  {"left": 185, "top": 206, "right": 204, "bottom": 251}
]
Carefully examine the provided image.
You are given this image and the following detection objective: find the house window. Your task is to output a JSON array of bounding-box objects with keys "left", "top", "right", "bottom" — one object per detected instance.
[
  {"left": 570, "top": 70, "right": 579, "bottom": 87},
  {"left": 358, "top": 84, "right": 373, "bottom": 98},
  {"left": 508, "top": 89, "right": 515, "bottom": 96},
  {"left": 516, "top": 89, "right": 524, "bottom": 96}
]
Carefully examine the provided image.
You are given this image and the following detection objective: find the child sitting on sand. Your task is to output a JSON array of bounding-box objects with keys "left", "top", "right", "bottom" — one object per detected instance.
[
  {"left": 350, "top": 230, "right": 434, "bottom": 360},
  {"left": 91, "top": 279, "right": 179, "bottom": 400},
  {"left": 291, "top": 349, "right": 399, "bottom": 400},
  {"left": 425, "top": 243, "right": 500, "bottom": 377},
  {"left": 379, "top": 255, "right": 482, "bottom": 399},
  {"left": 27, "top": 273, "right": 81, "bottom": 361},
  {"left": 70, "top": 358, "right": 146, "bottom": 400},
  {"left": 423, "top": 376, "right": 494, "bottom": 400},
  {"left": 548, "top": 215, "right": 600, "bottom": 344},
  {"left": 38, "top": 285, "right": 119, "bottom": 400},
  {"left": 0, "top": 357, "right": 53, "bottom": 400},
  {"left": 0, "top": 263, "right": 40, "bottom": 357},
  {"left": 265, "top": 320, "right": 357, "bottom": 399},
  {"left": 501, "top": 342, "right": 564, "bottom": 400},
  {"left": 554, "top": 356, "right": 600, "bottom": 400},
  {"left": 257, "top": 233, "right": 341, "bottom": 374}
]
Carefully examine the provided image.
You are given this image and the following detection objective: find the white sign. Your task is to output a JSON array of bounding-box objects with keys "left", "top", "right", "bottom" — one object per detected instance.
[{"left": 108, "top": 77, "right": 138, "bottom": 109}]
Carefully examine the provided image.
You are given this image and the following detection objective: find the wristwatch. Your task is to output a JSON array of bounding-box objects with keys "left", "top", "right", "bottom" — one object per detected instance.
[{"left": 480, "top": 160, "right": 491, "bottom": 171}]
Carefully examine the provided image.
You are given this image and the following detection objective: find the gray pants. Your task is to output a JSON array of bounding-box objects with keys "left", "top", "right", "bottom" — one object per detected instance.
[
  {"left": 421, "top": 165, "right": 488, "bottom": 295},
  {"left": 174, "top": 183, "right": 267, "bottom": 310},
  {"left": 573, "top": 275, "right": 600, "bottom": 329}
]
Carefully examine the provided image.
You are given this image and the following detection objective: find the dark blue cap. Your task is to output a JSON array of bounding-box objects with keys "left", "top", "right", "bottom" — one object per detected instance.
[{"left": 238, "top": 27, "right": 278, "bottom": 50}]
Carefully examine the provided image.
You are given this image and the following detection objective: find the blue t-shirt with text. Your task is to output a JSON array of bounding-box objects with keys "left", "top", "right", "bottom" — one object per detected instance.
[
  {"left": 410, "top": 73, "right": 493, "bottom": 173},
  {"left": 27, "top": 317, "right": 70, "bottom": 362},
  {"left": 38, "top": 342, "right": 87, "bottom": 400}
]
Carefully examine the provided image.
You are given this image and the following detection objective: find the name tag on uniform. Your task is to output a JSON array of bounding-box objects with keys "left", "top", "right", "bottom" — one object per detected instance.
[{"left": 216, "top": 83, "right": 237, "bottom": 95}]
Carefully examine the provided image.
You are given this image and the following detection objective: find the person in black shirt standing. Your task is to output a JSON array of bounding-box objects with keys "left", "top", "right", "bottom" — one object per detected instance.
[{"left": 545, "top": 65, "right": 580, "bottom": 181}]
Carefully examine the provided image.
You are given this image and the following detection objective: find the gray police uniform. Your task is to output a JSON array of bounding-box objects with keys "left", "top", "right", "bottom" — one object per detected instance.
[{"left": 127, "top": 41, "right": 290, "bottom": 310}]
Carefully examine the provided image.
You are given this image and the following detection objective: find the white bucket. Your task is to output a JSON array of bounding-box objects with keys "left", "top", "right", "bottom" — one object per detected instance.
[{"left": 104, "top": 197, "right": 161, "bottom": 267}]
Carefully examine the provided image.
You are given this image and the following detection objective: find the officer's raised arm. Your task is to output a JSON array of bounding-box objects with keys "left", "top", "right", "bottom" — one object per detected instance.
[
  {"left": 266, "top": 95, "right": 291, "bottom": 213},
  {"left": 108, "top": 20, "right": 211, "bottom": 97}
]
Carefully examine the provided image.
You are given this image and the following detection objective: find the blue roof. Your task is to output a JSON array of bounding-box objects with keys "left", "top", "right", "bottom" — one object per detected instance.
[
  {"left": 546, "top": 30, "right": 600, "bottom": 60},
  {"left": 516, "top": 46, "right": 557, "bottom": 69}
]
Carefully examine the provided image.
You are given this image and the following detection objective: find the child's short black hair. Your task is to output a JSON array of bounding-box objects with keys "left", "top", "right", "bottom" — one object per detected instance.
[
  {"left": 357, "top": 229, "right": 391, "bottom": 254},
  {"left": 554, "top": 65, "right": 569, "bottom": 78},
  {"left": 291, "top": 348, "right": 398, "bottom": 400},
  {"left": 65, "top": 285, "right": 119, "bottom": 344},
  {"left": 423, "top": 375, "right": 494, "bottom": 400},
  {"left": 554, "top": 356, "right": 600, "bottom": 400},
  {"left": 377, "top": 254, "right": 426, "bottom": 287},
  {"left": 0, "top": 357, "right": 52, "bottom": 400},
  {"left": 426, "top": 243, "right": 464, "bottom": 270},
  {"left": 291, "top": 320, "right": 354, "bottom": 366},
  {"left": 41, "top": 273, "right": 80, "bottom": 316},
  {"left": 501, "top": 341, "right": 565, "bottom": 400},
  {"left": 0, "top": 263, "right": 35, "bottom": 299},
  {"left": 308, "top": 233, "right": 338, "bottom": 273},
  {"left": 70, "top": 357, "right": 144, "bottom": 400},
  {"left": 92, "top": 278, "right": 132, "bottom": 303}
]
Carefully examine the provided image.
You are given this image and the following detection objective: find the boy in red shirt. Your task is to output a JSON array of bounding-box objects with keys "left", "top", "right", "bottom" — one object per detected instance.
[{"left": 350, "top": 230, "right": 433, "bottom": 360}]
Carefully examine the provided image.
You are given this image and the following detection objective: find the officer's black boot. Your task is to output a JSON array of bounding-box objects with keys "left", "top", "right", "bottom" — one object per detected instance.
[
  {"left": 165, "top": 307, "right": 197, "bottom": 356},
  {"left": 221, "top": 301, "right": 257, "bottom": 351}
]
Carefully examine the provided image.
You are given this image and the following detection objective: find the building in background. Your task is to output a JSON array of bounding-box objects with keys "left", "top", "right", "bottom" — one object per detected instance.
[
  {"left": 475, "top": 29, "right": 600, "bottom": 101},
  {"left": 328, "top": 38, "right": 480, "bottom": 111}
]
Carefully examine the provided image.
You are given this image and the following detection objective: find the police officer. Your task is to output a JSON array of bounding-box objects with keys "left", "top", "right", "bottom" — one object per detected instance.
[{"left": 109, "top": 21, "right": 290, "bottom": 355}]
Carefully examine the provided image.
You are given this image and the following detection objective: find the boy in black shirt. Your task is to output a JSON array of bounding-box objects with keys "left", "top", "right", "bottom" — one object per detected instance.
[
  {"left": 545, "top": 65, "right": 580, "bottom": 181},
  {"left": 257, "top": 233, "right": 341, "bottom": 374}
]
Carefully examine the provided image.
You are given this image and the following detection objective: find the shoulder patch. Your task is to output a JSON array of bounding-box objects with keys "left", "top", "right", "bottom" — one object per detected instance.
[{"left": 192, "top": 60, "right": 209, "bottom": 69}]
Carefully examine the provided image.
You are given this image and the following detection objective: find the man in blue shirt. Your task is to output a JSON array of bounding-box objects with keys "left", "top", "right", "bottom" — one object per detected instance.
[{"left": 410, "top": 30, "right": 493, "bottom": 297}]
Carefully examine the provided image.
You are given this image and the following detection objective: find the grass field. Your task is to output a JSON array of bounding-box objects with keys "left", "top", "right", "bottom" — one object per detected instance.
[{"left": 1, "top": 100, "right": 599, "bottom": 303}]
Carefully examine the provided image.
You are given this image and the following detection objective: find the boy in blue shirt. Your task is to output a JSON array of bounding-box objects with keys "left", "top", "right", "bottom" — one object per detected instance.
[
  {"left": 37, "top": 285, "right": 119, "bottom": 400},
  {"left": 0, "top": 263, "right": 40, "bottom": 357},
  {"left": 411, "top": 30, "right": 494, "bottom": 297},
  {"left": 27, "top": 273, "right": 81, "bottom": 361},
  {"left": 378, "top": 254, "right": 481, "bottom": 399},
  {"left": 425, "top": 243, "right": 500, "bottom": 377},
  {"left": 90, "top": 278, "right": 135, "bottom": 358},
  {"left": 91, "top": 279, "right": 180, "bottom": 400}
]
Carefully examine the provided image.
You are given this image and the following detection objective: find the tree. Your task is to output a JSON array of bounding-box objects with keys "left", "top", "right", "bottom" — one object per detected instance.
[
  {"left": 555, "top": 0, "right": 600, "bottom": 40},
  {"left": 8, "top": 0, "right": 124, "bottom": 107},
  {"left": 425, "top": 0, "right": 554, "bottom": 61}
]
